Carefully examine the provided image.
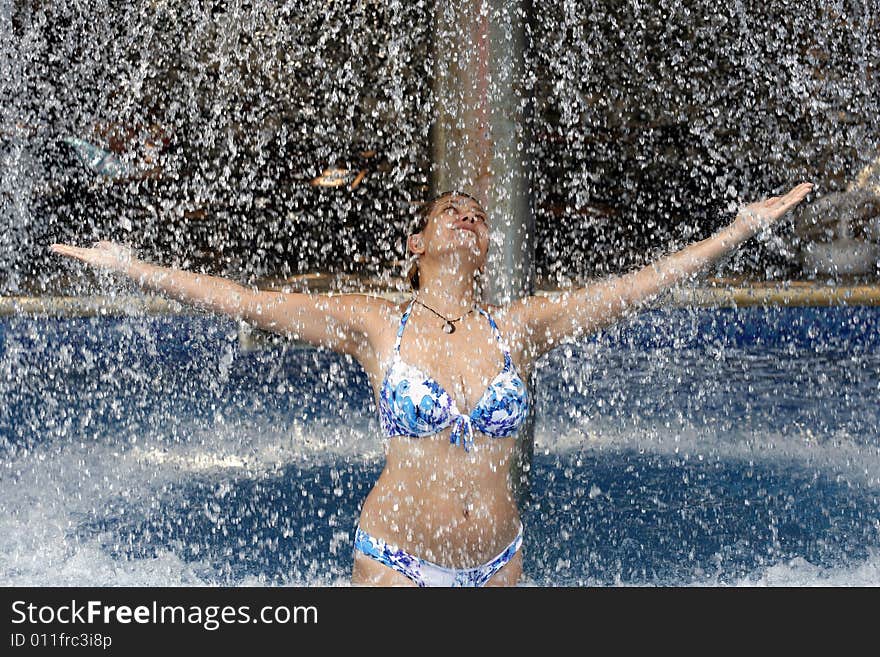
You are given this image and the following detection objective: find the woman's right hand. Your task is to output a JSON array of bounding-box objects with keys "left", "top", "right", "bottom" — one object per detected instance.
[{"left": 49, "top": 240, "right": 136, "bottom": 273}]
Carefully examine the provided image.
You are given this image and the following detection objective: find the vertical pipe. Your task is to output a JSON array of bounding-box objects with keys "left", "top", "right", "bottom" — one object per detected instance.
[{"left": 430, "top": 0, "right": 535, "bottom": 504}]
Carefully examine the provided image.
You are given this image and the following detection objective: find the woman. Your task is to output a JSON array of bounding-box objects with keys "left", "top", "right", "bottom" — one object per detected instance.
[{"left": 49, "top": 182, "right": 814, "bottom": 586}]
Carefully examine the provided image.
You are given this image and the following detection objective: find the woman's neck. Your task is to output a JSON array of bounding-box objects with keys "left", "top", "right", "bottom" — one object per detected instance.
[{"left": 413, "top": 258, "right": 479, "bottom": 317}]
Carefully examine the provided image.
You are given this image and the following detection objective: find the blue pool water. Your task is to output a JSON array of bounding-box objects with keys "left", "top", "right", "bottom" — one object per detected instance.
[{"left": 1, "top": 305, "right": 878, "bottom": 585}]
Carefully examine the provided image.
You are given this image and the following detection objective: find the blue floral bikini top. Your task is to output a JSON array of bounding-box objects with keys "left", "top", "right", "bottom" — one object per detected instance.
[{"left": 378, "top": 298, "right": 530, "bottom": 452}]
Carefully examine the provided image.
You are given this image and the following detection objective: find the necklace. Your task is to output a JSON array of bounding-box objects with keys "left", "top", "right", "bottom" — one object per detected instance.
[{"left": 412, "top": 296, "right": 476, "bottom": 334}]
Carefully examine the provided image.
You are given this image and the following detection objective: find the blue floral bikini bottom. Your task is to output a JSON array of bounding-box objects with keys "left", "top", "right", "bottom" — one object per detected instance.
[{"left": 353, "top": 522, "right": 524, "bottom": 587}]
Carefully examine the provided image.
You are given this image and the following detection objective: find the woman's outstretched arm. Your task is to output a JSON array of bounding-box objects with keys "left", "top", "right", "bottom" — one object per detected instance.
[
  {"left": 509, "top": 182, "right": 814, "bottom": 360},
  {"left": 48, "top": 241, "right": 384, "bottom": 358}
]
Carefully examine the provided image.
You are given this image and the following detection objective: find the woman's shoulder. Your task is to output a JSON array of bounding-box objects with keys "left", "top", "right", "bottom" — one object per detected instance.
[
  {"left": 343, "top": 293, "right": 411, "bottom": 333},
  {"left": 482, "top": 296, "right": 545, "bottom": 343},
  {"left": 482, "top": 298, "right": 524, "bottom": 323},
  {"left": 481, "top": 299, "right": 524, "bottom": 336},
  {"left": 481, "top": 299, "right": 535, "bottom": 374}
]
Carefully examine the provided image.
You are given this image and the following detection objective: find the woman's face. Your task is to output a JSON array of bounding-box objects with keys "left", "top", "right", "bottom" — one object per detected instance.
[{"left": 411, "top": 195, "right": 490, "bottom": 270}]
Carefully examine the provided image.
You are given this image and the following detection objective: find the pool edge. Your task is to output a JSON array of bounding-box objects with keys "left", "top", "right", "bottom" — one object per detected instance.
[{"left": 3, "top": 281, "right": 880, "bottom": 317}]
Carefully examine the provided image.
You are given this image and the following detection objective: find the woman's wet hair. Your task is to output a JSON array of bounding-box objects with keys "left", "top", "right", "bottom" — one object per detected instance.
[{"left": 406, "top": 191, "right": 484, "bottom": 291}]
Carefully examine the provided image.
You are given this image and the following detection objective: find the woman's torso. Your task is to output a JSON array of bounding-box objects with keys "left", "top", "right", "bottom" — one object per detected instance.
[{"left": 355, "top": 298, "right": 533, "bottom": 568}]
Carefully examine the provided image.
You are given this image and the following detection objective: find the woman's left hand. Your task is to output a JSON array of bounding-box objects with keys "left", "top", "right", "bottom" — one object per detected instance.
[
  {"left": 49, "top": 240, "right": 136, "bottom": 272},
  {"left": 735, "top": 182, "right": 814, "bottom": 234}
]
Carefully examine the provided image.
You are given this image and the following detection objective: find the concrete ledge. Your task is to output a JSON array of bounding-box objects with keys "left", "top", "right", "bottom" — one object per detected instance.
[
  {"left": 0, "top": 295, "right": 199, "bottom": 318},
  {"left": 666, "top": 282, "right": 880, "bottom": 307},
  {"left": 2, "top": 281, "right": 880, "bottom": 318}
]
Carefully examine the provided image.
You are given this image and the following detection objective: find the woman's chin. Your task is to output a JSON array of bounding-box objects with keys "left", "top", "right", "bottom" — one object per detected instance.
[
  {"left": 457, "top": 245, "right": 484, "bottom": 261},
  {"left": 432, "top": 248, "right": 484, "bottom": 275},
  {"left": 452, "top": 233, "right": 483, "bottom": 258}
]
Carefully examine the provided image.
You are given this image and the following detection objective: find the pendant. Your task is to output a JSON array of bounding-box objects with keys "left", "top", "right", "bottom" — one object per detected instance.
[{"left": 443, "top": 321, "right": 455, "bottom": 334}]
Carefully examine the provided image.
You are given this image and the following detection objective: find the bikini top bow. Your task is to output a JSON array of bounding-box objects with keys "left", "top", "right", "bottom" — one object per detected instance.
[{"left": 449, "top": 411, "right": 475, "bottom": 452}]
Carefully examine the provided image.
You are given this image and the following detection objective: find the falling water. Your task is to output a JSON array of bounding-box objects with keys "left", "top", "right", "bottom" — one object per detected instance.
[{"left": 2, "top": 1, "right": 879, "bottom": 585}]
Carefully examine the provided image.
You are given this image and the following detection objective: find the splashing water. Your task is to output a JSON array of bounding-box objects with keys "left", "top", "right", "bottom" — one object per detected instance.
[{"left": 2, "top": 307, "right": 879, "bottom": 586}]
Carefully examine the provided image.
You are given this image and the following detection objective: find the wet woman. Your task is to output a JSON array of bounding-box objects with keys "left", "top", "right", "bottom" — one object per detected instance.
[{"left": 49, "top": 181, "right": 813, "bottom": 586}]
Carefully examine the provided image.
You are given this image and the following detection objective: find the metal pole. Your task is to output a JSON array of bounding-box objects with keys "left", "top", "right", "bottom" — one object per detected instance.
[{"left": 430, "top": 0, "right": 535, "bottom": 505}]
